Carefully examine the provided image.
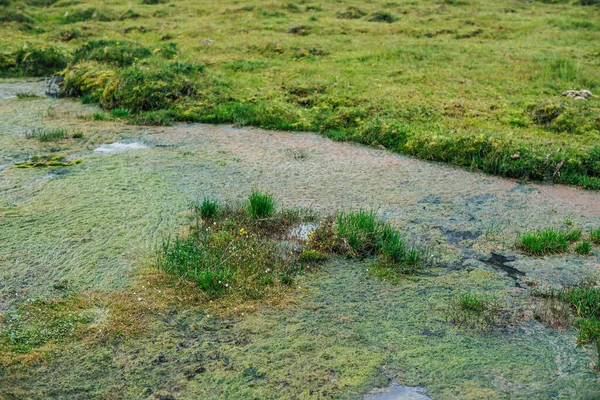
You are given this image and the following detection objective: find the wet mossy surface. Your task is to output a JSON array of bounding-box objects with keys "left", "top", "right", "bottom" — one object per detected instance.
[{"left": 1, "top": 92, "right": 600, "bottom": 398}]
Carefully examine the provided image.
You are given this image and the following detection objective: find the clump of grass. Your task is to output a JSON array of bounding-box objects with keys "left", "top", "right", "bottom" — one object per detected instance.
[
  {"left": 14, "top": 155, "right": 82, "bottom": 168},
  {"left": 447, "top": 293, "right": 502, "bottom": 331},
  {"left": 367, "top": 11, "right": 397, "bottom": 23},
  {"left": 247, "top": 190, "right": 276, "bottom": 219},
  {"left": 25, "top": 127, "right": 67, "bottom": 142},
  {"left": 336, "top": 7, "right": 365, "bottom": 19},
  {"left": 73, "top": 40, "right": 152, "bottom": 67},
  {"left": 16, "top": 91, "right": 40, "bottom": 99},
  {"left": 565, "top": 228, "right": 583, "bottom": 242},
  {"left": 197, "top": 198, "right": 218, "bottom": 220},
  {"left": 156, "top": 205, "right": 302, "bottom": 300},
  {"left": 590, "top": 228, "right": 600, "bottom": 244},
  {"left": 517, "top": 228, "right": 580, "bottom": 256},
  {"left": 298, "top": 249, "right": 328, "bottom": 263},
  {"left": 576, "top": 241, "right": 592, "bottom": 255},
  {"left": 537, "top": 281, "right": 600, "bottom": 370},
  {"left": 110, "top": 108, "right": 130, "bottom": 118},
  {"left": 308, "top": 209, "right": 422, "bottom": 277}
]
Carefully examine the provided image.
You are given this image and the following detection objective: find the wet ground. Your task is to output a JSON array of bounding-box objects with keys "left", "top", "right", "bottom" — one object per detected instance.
[{"left": 1, "top": 82, "right": 599, "bottom": 398}]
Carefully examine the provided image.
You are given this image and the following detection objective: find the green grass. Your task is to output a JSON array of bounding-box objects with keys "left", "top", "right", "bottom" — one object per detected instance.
[
  {"left": 575, "top": 241, "right": 592, "bottom": 255},
  {"left": 24, "top": 127, "right": 67, "bottom": 142},
  {"left": 590, "top": 228, "right": 600, "bottom": 244},
  {"left": 446, "top": 292, "right": 503, "bottom": 331},
  {"left": 196, "top": 197, "right": 218, "bottom": 220},
  {"left": 0, "top": 296, "right": 92, "bottom": 353},
  {"left": 1, "top": 0, "right": 600, "bottom": 188},
  {"left": 247, "top": 190, "right": 276, "bottom": 219},
  {"left": 553, "top": 282, "right": 600, "bottom": 370},
  {"left": 517, "top": 228, "right": 580, "bottom": 256},
  {"left": 309, "top": 209, "right": 422, "bottom": 277},
  {"left": 15, "top": 91, "right": 40, "bottom": 99},
  {"left": 156, "top": 200, "right": 306, "bottom": 299}
]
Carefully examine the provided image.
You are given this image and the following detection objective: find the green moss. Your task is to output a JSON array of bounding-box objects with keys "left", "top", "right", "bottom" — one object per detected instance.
[
  {"left": 14, "top": 155, "right": 83, "bottom": 168},
  {"left": 0, "top": 296, "right": 93, "bottom": 353}
]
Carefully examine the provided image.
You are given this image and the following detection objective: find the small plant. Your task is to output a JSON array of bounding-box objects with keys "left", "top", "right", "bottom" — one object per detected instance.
[
  {"left": 336, "top": 7, "right": 365, "bottom": 19},
  {"left": 247, "top": 190, "right": 276, "bottom": 219},
  {"left": 447, "top": 293, "right": 502, "bottom": 331},
  {"left": 565, "top": 228, "right": 582, "bottom": 242},
  {"left": 590, "top": 228, "right": 600, "bottom": 244},
  {"left": 25, "top": 127, "right": 67, "bottom": 142},
  {"left": 71, "top": 130, "right": 84, "bottom": 139},
  {"left": 576, "top": 241, "right": 592, "bottom": 255},
  {"left": 367, "top": 11, "right": 397, "bottom": 23},
  {"left": 309, "top": 209, "right": 422, "bottom": 277},
  {"left": 198, "top": 198, "right": 218, "bottom": 219},
  {"left": 299, "top": 249, "right": 328, "bottom": 263},
  {"left": 537, "top": 281, "right": 600, "bottom": 370},
  {"left": 156, "top": 203, "right": 303, "bottom": 300},
  {"left": 517, "top": 228, "right": 577, "bottom": 256},
  {"left": 111, "top": 108, "right": 130, "bottom": 118},
  {"left": 16, "top": 91, "right": 40, "bottom": 99}
]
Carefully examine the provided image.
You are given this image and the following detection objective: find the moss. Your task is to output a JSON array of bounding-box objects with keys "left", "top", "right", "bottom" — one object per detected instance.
[
  {"left": 0, "top": 46, "right": 69, "bottom": 77},
  {"left": 14, "top": 155, "right": 83, "bottom": 168}
]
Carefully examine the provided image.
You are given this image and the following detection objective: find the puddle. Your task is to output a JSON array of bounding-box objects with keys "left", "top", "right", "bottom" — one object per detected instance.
[
  {"left": 363, "top": 384, "right": 432, "bottom": 400},
  {"left": 0, "top": 81, "right": 47, "bottom": 100},
  {"left": 480, "top": 252, "right": 526, "bottom": 289},
  {"left": 287, "top": 222, "right": 319, "bottom": 241},
  {"left": 94, "top": 142, "right": 149, "bottom": 154}
]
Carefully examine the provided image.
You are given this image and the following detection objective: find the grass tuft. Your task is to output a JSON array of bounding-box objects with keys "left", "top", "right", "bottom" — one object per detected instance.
[
  {"left": 197, "top": 198, "right": 218, "bottom": 220},
  {"left": 576, "top": 241, "right": 592, "bottom": 255},
  {"left": 590, "top": 228, "right": 600, "bottom": 244},
  {"left": 517, "top": 228, "right": 579, "bottom": 256},
  {"left": 247, "top": 190, "right": 276, "bottom": 219},
  {"left": 447, "top": 293, "right": 503, "bottom": 331},
  {"left": 24, "top": 128, "right": 67, "bottom": 142}
]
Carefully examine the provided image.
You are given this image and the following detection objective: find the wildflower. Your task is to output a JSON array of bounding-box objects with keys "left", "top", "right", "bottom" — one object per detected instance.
[{"left": 137, "top": 297, "right": 142, "bottom": 301}]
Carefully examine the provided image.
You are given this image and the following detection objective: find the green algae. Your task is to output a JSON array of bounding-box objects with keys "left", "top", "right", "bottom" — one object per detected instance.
[{"left": 1, "top": 261, "right": 599, "bottom": 399}]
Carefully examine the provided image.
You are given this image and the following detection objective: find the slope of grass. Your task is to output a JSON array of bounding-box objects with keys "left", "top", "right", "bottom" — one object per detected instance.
[{"left": 1, "top": 0, "right": 600, "bottom": 188}]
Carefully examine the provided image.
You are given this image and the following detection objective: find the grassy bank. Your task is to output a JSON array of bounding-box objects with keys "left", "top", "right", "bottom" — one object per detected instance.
[{"left": 1, "top": 0, "right": 600, "bottom": 187}]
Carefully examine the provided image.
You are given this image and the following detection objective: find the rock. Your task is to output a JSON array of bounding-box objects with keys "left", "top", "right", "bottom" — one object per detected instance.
[
  {"left": 201, "top": 38, "right": 214, "bottom": 45},
  {"left": 45, "top": 76, "right": 64, "bottom": 98},
  {"left": 561, "top": 89, "right": 597, "bottom": 100}
]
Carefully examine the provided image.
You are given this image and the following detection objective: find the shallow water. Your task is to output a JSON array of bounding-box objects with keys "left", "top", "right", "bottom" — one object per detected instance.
[
  {"left": 93, "top": 142, "right": 149, "bottom": 153},
  {"left": 0, "top": 81, "right": 46, "bottom": 100},
  {"left": 366, "top": 385, "right": 432, "bottom": 400},
  {"left": 1, "top": 86, "right": 600, "bottom": 399}
]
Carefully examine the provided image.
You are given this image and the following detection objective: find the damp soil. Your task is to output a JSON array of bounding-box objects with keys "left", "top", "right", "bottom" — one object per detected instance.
[{"left": 1, "top": 84, "right": 600, "bottom": 399}]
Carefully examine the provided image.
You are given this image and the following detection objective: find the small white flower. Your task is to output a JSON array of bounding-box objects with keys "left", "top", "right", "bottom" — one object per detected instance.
[{"left": 137, "top": 297, "right": 142, "bottom": 301}]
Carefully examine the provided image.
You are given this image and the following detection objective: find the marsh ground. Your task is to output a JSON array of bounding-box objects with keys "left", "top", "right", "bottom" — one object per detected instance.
[{"left": 1, "top": 84, "right": 600, "bottom": 398}]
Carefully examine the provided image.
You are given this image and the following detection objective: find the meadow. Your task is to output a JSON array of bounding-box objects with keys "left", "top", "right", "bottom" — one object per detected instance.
[
  {"left": 2, "top": 0, "right": 600, "bottom": 398},
  {"left": 1, "top": 0, "right": 600, "bottom": 187}
]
